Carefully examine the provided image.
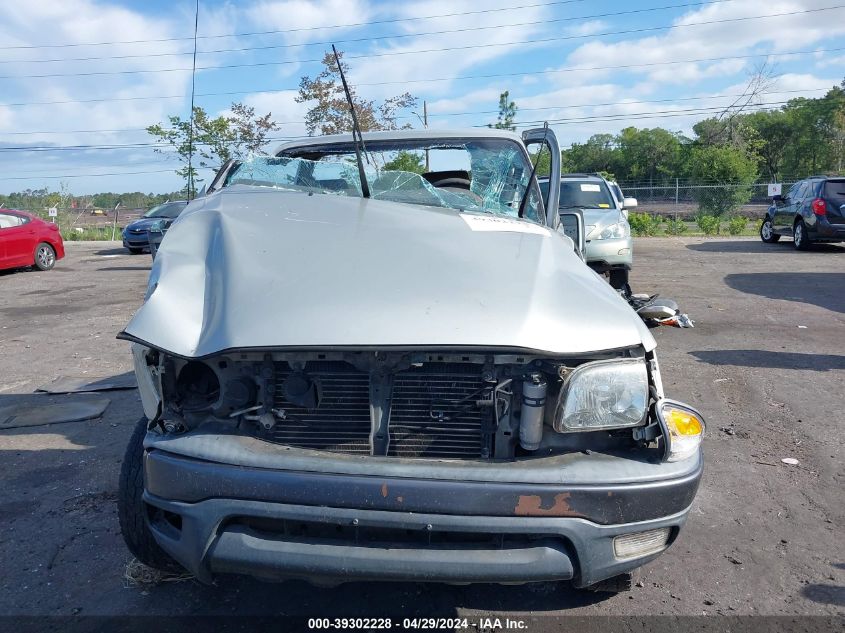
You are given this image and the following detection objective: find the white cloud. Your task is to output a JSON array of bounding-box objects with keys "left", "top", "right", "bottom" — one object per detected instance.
[
  {"left": 339, "top": 0, "right": 551, "bottom": 99},
  {"left": 563, "top": 0, "right": 845, "bottom": 87}
]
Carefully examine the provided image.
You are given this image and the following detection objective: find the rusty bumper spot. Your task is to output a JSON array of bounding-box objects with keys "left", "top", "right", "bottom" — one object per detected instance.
[{"left": 514, "top": 492, "right": 583, "bottom": 517}]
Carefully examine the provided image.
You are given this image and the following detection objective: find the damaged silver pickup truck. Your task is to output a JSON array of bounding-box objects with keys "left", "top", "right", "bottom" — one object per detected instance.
[{"left": 117, "top": 128, "right": 704, "bottom": 592}]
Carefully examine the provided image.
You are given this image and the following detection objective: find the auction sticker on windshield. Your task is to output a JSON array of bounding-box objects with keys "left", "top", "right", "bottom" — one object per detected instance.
[{"left": 460, "top": 214, "right": 549, "bottom": 236}]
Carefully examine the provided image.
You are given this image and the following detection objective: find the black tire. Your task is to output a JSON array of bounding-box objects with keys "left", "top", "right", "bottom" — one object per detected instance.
[
  {"left": 33, "top": 242, "right": 56, "bottom": 271},
  {"left": 128, "top": 248, "right": 144, "bottom": 255},
  {"left": 583, "top": 572, "right": 635, "bottom": 594},
  {"left": 760, "top": 217, "right": 780, "bottom": 243},
  {"left": 117, "top": 417, "right": 180, "bottom": 571},
  {"left": 793, "top": 219, "right": 811, "bottom": 251},
  {"left": 608, "top": 269, "right": 629, "bottom": 291}
]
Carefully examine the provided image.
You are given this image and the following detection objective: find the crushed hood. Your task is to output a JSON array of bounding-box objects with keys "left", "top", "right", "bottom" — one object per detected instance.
[{"left": 123, "top": 185, "right": 654, "bottom": 358}]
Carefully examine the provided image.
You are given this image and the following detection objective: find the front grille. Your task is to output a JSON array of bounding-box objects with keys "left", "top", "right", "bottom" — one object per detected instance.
[
  {"left": 261, "top": 361, "right": 491, "bottom": 459},
  {"left": 388, "top": 365, "right": 489, "bottom": 459},
  {"left": 267, "top": 361, "right": 371, "bottom": 455}
]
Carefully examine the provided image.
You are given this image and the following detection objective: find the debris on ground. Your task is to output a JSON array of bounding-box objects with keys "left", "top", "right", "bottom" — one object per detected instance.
[
  {"left": 0, "top": 395, "right": 110, "bottom": 429},
  {"left": 781, "top": 458, "right": 800, "bottom": 465},
  {"left": 123, "top": 558, "right": 192, "bottom": 588},
  {"left": 36, "top": 373, "right": 137, "bottom": 394},
  {"left": 627, "top": 293, "right": 695, "bottom": 328}
]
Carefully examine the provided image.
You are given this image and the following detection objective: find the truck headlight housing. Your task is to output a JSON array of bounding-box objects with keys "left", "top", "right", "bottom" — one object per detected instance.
[
  {"left": 594, "top": 221, "right": 630, "bottom": 240},
  {"left": 657, "top": 399, "right": 705, "bottom": 462},
  {"left": 553, "top": 358, "right": 648, "bottom": 432}
]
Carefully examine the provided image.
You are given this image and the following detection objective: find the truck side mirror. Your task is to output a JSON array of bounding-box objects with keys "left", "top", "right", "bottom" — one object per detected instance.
[
  {"left": 558, "top": 209, "right": 586, "bottom": 259},
  {"left": 623, "top": 197, "right": 638, "bottom": 209}
]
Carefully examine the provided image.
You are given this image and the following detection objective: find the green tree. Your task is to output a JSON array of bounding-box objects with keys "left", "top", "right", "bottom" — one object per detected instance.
[
  {"left": 296, "top": 49, "right": 417, "bottom": 135},
  {"left": 562, "top": 134, "right": 619, "bottom": 175},
  {"left": 383, "top": 151, "right": 425, "bottom": 174},
  {"left": 687, "top": 145, "right": 758, "bottom": 223},
  {"left": 147, "top": 103, "right": 280, "bottom": 197},
  {"left": 616, "top": 127, "right": 683, "bottom": 183},
  {"left": 741, "top": 110, "right": 793, "bottom": 180},
  {"left": 489, "top": 91, "right": 518, "bottom": 131}
]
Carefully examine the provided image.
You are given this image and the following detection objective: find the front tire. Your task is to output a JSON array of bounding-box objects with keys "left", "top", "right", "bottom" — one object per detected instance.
[
  {"left": 118, "top": 417, "right": 180, "bottom": 571},
  {"left": 33, "top": 243, "right": 56, "bottom": 271},
  {"left": 760, "top": 218, "right": 780, "bottom": 243},
  {"left": 608, "top": 269, "right": 632, "bottom": 299},
  {"left": 793, "top": 219, "right": 811, "bottom": 251}
]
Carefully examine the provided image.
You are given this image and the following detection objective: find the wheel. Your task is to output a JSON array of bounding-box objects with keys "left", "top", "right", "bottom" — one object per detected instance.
[
  {"left": 793, "top": 219, "right": 811, "bottom": 251},
  {"left": 583, "top": 572, "right": 635, "bottom": 594},
  {"left": 608, "top": 269, "right": 629, "bottom": 291},
  {"left": 118, "top": 417, "right": 181, "bottom": 571},
  {"left": 760, "top": 217, "right": 780, "bottom": 243},
  {"left": 128, "top": 248, "right": 144, "bottom": 255},
  {"left": 33, "top": 243, "right": 56, "bottom": 271}
]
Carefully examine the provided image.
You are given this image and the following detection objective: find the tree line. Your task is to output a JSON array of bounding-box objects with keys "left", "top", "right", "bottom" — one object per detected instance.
[{"left": 560, "top": 81, "right": 845, "bottom": 186}]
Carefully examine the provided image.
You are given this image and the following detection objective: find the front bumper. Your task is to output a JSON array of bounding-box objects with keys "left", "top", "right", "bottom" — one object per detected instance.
[
  {"left": 123, "top": 233, "right": 150, "bottom": 248},
  {"left": 584, "top": 235, "right": 633, "bottom": 270},
  {"left": 141, "top": 436, "right": 702, "bottom": 587}
]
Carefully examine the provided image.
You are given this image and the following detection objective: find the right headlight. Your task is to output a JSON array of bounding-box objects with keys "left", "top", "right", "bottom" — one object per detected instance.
[
  {"left": 553, "top": 358, "right": 648, "bottom": 432},
  {"left": 656, "top": 399, "right": 705, "bottom": 462},
  {"left": 594, "top": 221, "right": 630, "bottom": 240}
]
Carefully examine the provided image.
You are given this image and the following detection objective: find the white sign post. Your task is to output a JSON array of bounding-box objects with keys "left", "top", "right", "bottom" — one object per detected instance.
[
  {"left": 48, "top": 207, "right": 58, "bottom": 223},
  {"left": 767, "top": 183, "right": 782, "bottom": 197}
]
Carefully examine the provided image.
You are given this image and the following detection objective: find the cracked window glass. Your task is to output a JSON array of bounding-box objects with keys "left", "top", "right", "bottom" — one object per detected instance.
[{"left": 225, "top": 138, "right": 544, "bottom": 223}]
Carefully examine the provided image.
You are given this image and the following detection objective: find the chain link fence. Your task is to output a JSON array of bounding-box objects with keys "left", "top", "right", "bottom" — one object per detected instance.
[{"left": 615, "top": 180, "right": 798, "bottom": 219}]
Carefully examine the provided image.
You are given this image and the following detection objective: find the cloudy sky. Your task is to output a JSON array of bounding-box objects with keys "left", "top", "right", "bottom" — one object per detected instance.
[{"left": 0, "top": 0, "right": 842, "bottom": 194}]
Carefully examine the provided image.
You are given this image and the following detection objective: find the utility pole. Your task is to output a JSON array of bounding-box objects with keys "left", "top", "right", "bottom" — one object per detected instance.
[
  {"left": 187, "top": 0, "right": 199, "bottom": 200},
  {"left": 424, "top": 100, "right": 430, "bottom": 171}
]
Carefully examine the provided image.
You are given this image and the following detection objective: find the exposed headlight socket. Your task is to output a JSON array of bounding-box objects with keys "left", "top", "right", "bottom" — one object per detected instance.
[{"left": 519, "top": 373, "right": 547, "bottom": 451}]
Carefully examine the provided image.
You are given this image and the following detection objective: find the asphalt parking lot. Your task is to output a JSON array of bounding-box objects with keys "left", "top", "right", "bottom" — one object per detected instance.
[{"left": 0, "top": 238, "right": 843, "bottom": 619}]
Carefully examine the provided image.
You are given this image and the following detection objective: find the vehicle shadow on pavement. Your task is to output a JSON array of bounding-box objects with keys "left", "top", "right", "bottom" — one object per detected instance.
[
  {"left": 94, "top": 247, "right": 131, "bottom": 256},
  {"left": 96, "top": 266, "right": 151, "bottom": 272},
  {"left": 686, "top": 241, "right": 844, "bottom": 254},
  {"left": 800, "top": 583, "right": 845, "bottom": 608},
  {"left": 689, "top": 350, "right": 845, "bottom": 371},
  {"left": 724, "top": 272, "right": 845, "bottom": 313},
  {"left": 139, "top": 575, "right": 611, "bottom": 616}
]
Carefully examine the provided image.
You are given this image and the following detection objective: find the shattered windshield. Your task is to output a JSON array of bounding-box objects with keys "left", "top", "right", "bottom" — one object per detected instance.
[{"left": 225, "top": 138, "right": 544, "bottom": 223}]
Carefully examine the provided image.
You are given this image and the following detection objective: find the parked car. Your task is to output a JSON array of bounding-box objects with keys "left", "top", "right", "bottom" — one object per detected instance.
[
  {"left": 117, "top": 128, "right": 704, "bottom": 593},
  {"left": 0, "top": 209, "right": 65, "bottom": 272},
  {"left": 122, "top": 201, "right": 187, "bottom": 254},
  {"left": 540, "top": 174, "right": 637, "bottom": 293},
  {"left": 761, "top": 176, "right": 845, "bottom": 249}
]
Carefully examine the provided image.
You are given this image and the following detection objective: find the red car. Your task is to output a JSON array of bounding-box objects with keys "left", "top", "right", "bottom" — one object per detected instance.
[{"left": 0, "top": 210, "right": 65, "bottom": 272}]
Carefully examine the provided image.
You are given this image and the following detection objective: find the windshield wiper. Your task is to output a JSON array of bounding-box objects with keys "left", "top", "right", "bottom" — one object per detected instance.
[{"left": 332, "top": 44, "right": 370, "bottom": 199}]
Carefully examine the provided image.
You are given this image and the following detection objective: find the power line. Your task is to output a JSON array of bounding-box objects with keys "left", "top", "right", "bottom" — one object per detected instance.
[
  {"left": 0, "top": 88, "right": 829, "bottom": 137},
  {"left": 356, "top": 47, "right": 845, "bottom": 87},
  {"left": 0, "top": 169, "right": 174, "bottom": 181},
  {"left": 0, "top": 5, "right": 840, "bottom": 80},
  {"left": 0, "top": 98, "right": 802, "bottom": 153},
  {"left": 5, "top": 1, "right": 738, "bottom": 65},
  {"left": 511, "top": 102, "right": 788, "bottom": 127},
  {"left": 0, "top": 0, "right": 592, "bottom": 51},
  {"left": 1, "top": 45, "right": 840, "bottom": 109}
]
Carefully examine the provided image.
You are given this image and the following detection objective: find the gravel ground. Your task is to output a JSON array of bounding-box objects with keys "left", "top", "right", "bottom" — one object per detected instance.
[{"left": 0, "top": 239, "right": 842, "bottom": 621}]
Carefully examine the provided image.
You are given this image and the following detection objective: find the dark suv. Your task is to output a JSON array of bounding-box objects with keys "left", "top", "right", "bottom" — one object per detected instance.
[{"left": 760, "top": 176, "right": 845, "bottom": 249}]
